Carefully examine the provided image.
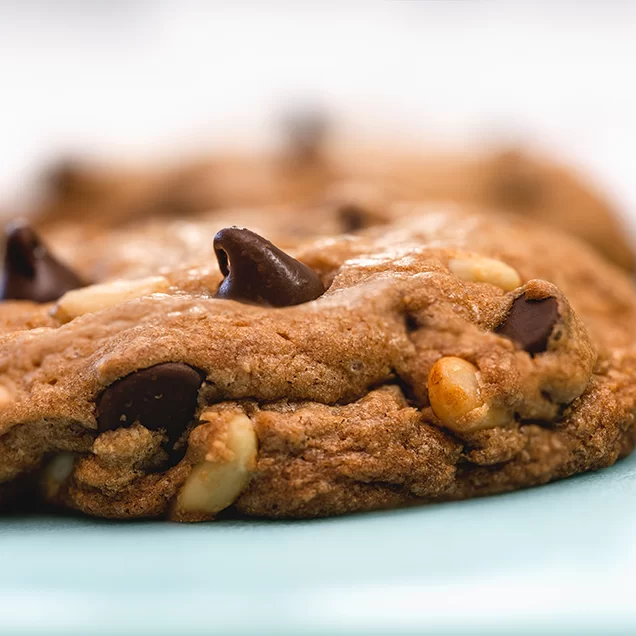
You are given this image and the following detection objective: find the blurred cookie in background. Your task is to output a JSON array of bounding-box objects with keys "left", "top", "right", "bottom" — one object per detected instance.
[{"left": 30, "top": 120, "right": 634, "bottom": 271}]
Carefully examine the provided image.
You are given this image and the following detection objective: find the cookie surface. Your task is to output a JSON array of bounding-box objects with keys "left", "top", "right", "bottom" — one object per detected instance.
[{"left": 0, "top": 202, "right": 635, "bottom": 521}]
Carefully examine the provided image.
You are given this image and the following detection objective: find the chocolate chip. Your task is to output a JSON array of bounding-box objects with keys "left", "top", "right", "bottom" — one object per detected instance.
[
  {"left": 146, "top": 168, "right": 215, "bottom": 219},
  {"left": 496, "top": 294, "right": 559, "bottom": 354},
  {"left": 214, "top": 227, "right": 325, "bottom": 307},
  {"left": 96, "top": 363, "right": 204, "bottom": 441},
  {"left": 96, "top": 363, "right": 205, "bottom": 471},
  {"left": 338, "top": 204, "right": 366, "bottom": 232},
  {"left": 0, "top": 222, "right": 86, "bottom": 303}
]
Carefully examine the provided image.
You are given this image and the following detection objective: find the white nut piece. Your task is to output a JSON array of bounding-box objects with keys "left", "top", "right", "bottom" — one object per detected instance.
[
  {"left": 42, "top": 452, "right": 75, "bottom": 497},
  {"left": 177, "top": 413, "right": 257, "bottom": 516},
  {"left": 448, "top": 256, "right": 521, "bottom": 291},
  {"left": 428, "top": 356, "right": 507, "bottom": 433},
  {"left": 53, "top": 276, "right": 170, "bottom": 322}
]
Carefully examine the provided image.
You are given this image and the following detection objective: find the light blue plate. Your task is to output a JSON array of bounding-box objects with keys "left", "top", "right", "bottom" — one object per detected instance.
[{"left": 1, "top": 451, "right": 635, "bottom": 636}]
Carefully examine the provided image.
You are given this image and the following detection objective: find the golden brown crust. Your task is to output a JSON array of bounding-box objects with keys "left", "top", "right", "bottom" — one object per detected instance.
[{"left": 0, "top": 202, "right": 634, "bottom": 520}]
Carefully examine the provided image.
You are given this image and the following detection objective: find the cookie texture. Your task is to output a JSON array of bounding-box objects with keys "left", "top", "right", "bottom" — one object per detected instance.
[{"left": 0, "top": 200, "right": 635, "bottom": 521}]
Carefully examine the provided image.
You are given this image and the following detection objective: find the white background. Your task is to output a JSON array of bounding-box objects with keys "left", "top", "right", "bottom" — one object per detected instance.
[{"left": 1, "top": 1, "right": 635, "bottom": 230}]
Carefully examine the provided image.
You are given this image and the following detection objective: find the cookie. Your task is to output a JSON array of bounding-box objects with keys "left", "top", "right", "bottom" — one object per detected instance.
[
  {"left": 337, "top": 146, "right": 635, "bottom": 271},
  {"left": 0, "top": 202, "right": 634, "bottom": 521},
  {"left": 34, "top": 142, "right": 634, "bottom": 270}
]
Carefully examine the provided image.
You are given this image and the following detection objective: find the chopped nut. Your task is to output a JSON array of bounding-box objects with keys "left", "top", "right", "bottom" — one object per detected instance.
[
  {"left": 177, "top": 413, "right": 257, "bottom": 516},
  {"left": 428, "top": 356, "right": 507, "bottom": 433},
  {"left": 449, "top": 256, "right": 521, "bottom": 291},
  {"left": 42, "top": 452, "right": 75, "bottom": 497},
  {"left": 53, "top": 276, "right": 170, "bottom": 322}
]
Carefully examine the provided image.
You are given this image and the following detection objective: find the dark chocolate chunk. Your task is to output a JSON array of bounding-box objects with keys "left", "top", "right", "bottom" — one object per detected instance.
[
  {"left": 96, "top": 363, "right": 204, "bottom": 441},
  {"left": 0, "top": 222, "right": 86, "bottom": 303},
  {"left": 214, "top": 227, "right": 325, "bottom": 307},
  {"left": 496, "top": 294, "right": 559, "bottom": 354}
]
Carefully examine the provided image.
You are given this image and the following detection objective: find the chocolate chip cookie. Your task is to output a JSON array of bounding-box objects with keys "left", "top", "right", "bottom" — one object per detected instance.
[
  {"left": 34, "top": 141, "right": 634, "bottom": 270},
  {"left": 0, "top": 201, "right": 634, "bottom": 521}
]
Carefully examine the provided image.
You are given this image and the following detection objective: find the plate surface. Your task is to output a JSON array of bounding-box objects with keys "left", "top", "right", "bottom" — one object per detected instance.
[{"left": 1, "top": 451, "right": 635, "bottom": 636}]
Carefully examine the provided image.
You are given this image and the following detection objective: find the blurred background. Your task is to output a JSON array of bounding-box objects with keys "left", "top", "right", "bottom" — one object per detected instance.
[{"left": 1, "top": 0, "right": 635, "bottom": 232}]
